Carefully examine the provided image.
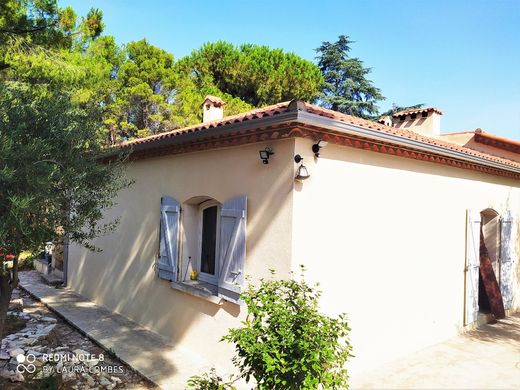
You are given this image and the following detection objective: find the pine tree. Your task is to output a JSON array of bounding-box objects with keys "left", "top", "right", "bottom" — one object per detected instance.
[
  {"left": 316, "top": 35, "right": 384, "bottom": 118},
  {"left": 177, "top": 41, "right": 323, "bottom": 107}
]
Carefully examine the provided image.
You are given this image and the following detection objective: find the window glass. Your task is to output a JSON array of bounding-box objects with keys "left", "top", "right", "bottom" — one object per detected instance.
[{"left": 201, "top": 205, "right": 218, "bottom": 275}]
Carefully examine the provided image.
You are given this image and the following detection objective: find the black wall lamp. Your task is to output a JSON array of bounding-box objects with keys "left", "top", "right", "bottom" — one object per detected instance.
[
  {"left": 294, "top": 154, "right": 310, "bottom": 180},
  {"left": 312, "top": 140, "right": 328, "bottom": 157},
  {"left": 259, "top": 147, "right": 274, "bottom": 164}
]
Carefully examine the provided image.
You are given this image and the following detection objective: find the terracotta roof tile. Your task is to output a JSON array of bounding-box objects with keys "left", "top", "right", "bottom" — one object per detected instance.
[
  {"left": 475, "top": 131, "right": 520, "bottom": 148},
  {"left": 473, "top": 131, "right": 520, "bottom": 155},
  {"left": 118, "top": 101, "right": 291, "bottom": 148},
  {"left": 115, "top": 101, "right": 520, "bottom": 170},
  {"left": 300, "top": 102, "right": 518, "bottom": 169},
  {"left": 441, "top": 129, "right": 520, "bottom": 155},
  {"left": 201, "top": 95, "right": 226, "bottom": 107},
  {"left": 392, "top": 107, "right": 443, "bottom": 116}
]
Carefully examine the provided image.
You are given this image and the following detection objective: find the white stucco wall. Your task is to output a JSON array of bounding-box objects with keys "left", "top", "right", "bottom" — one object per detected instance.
[
  {"left": 291, "top": 137, "right": 520, "bottom": 378},
  {"left": 394, "top": 112, "right": 441, "bottom": 136},
  {"left": 68, "top": 134, "right": 520, "bottom": 383},
  {"left": 68, "top": 139, "right": 296, "bottom": 376}
]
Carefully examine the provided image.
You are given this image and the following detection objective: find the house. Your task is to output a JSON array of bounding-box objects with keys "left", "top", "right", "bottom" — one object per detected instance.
[
  {"left": 439, "top": 128, "right": 520, "bottom": 163},
  {"left": 67, "top": 98, "right": 520, "bottom": 380}
]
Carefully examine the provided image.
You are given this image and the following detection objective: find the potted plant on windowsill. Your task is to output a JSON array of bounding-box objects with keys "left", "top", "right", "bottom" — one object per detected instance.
[{"left": 190, "top": 270, "right": 199, "bottom": 281}]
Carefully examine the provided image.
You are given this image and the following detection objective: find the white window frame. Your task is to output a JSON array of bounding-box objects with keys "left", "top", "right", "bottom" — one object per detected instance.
[{"left": 197, "top": 200, "right": 221, "bottom": 285}]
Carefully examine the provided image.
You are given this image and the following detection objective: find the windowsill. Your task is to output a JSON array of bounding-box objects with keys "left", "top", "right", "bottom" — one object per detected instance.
[{"left": 170, "top": 280, "right": 224, "bottom": 305}]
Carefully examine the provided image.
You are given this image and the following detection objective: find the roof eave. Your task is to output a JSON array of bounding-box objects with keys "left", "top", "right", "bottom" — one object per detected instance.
[
  {"left": 474, "top": 132, "right": 520, "bottom": 150},
  {"left": 101, "top": 110, "right": 300, "bottom": 159},
  {"left": 392, "top": 108, "right": 443, "bottom": 117},
  {"left": 297, "top": 111, "right": 520, "bottom": 174},
  {"left": 102, "top": 105, "right": 520, "bottom": 176}
]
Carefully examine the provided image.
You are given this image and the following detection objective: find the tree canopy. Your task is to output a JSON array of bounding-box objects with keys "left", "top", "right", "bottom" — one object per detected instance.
[
  {"left": 2, "top": 2, "right": 411, "bottom": 145},
  {"left": 105, "top": 39, "right": 176, "bottom": 140},
  {"left": 315, "top": 35, "right": 384, "bottom": 119},
  {"left": 0, "top": 67, "right": 131, "bottom": 333},
  {"left": 0, "top": 0, "right": 103, "bottom": 70},
  {"left": 0, "top": 1, "right": 129, "bottom": 335},
  {"left": 177, "top": 41, "right": 323, "bottom": 107},
  {"left": 3, "top": 3, "right": 397, "bottom": 143},
  {"left": 92, "top": 40, "right": 324, "bottom": 144},
  {"left": 0, "top": 78, "right": 129, "bottom": 257}
]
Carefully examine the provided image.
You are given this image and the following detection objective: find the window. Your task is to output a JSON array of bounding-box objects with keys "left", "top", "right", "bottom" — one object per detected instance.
[
  {"left": 399, "top": 115, "right": 406, "bottom": 121},
  {"left": 411, "top": 113, "right": 417, "bottom": 120},
  {"left": 158, "top": 195, "right": 247, "bottom": 303},
  {"left": 199, "top": 202, "right": 220, "bottom": 284},
  {"left": 422, "top": 111, "right": 428, "bottom": 118}
]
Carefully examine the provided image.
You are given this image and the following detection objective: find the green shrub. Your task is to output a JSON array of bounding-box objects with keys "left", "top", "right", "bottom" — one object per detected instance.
[
  {"left": 19, "top": 250, "right": 38, "bottom": 270},
  {"left": 223, "top": 268, "right": 352, "bottom": 389},
  {"left": 187, "top": 368, "right": 237, "bottom": 390}
]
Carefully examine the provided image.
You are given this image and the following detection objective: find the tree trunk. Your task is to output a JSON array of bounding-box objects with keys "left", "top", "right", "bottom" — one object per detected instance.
[
  {"left": 0, "top": 272, "right": 13, "bottom": 339},
  {"left": 0, "top": 255, "right": 18, "bottom": 339}
]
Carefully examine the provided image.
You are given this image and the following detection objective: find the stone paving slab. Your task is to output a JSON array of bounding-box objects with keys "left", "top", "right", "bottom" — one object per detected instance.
[
  {"left": 19, "top": 271, "right": 212, "bottom": 389},
  {"left": 351, "top": 313, "right": 520, "bottom": 389}
]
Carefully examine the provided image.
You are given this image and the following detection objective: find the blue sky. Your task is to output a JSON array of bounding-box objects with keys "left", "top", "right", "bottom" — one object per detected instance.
[{"left": 62, "top": 0, "right": 520, "bottom": 140}]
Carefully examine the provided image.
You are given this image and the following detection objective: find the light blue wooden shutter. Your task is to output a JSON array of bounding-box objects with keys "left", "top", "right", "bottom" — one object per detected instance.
[
  {"left": 465, "top": 210, "right": 481, "bottom": 325},
  {"left": 218, "top": 195, "right": 247, "bottom": 302},
  {"left": 158, "top": 196, "right": 180, "bottom": 281},
  {"left": 500, "top": 211, "right": 514, "bottom": 310}
]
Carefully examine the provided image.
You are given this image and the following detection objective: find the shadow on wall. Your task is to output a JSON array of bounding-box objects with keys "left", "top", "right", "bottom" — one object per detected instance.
[
  {"left": 69, "top": 141, "right": 295, "bottom": 361},
  {"left": 400, "top": 117, "right": 427, "bottom": 129}
]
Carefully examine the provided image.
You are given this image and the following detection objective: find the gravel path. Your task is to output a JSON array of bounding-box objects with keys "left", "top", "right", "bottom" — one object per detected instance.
[{"left": 0, "top": 288, "right": 158, "bottom": 390}]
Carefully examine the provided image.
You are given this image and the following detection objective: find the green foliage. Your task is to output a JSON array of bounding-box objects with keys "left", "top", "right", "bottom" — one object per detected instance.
[
  {"left": 0, "top": 3, "right": 129, "bottom": 335},
  {"left": 107, "top": 39, "right": 177, "bottom": 139},
  {"left": 18, "top": 251, "right": 37, "bottom": 271},
  {"left": 222, "top": 269, "right": 352, "bottom": 389},
  {"left": 170, "top": 73, "right": 252, "bottom": 128},
  {"left": 89, "top": 39, "right": 252, "bottom": 144},
  {"left": 177, "top": 41, "right": 323, "bottom": 107},
  {"left": 379, "top": 103, "right": 425, "bottom": 117},
  {"left": 316, "top": 35, "right": 384, "bottom": 119},
  {"left": 2, "top": 3, "right": 389, "bottom": 142},
  {"left": 187, "top": 368, "right": 238, "bottom": 390},
  {"left": 91, "top": 38, "right": 323, "bottom": 144},
  {"left": 0, "top": 0, "right": 104, "bottom": 58},
  {"left": 81, "top": 8, "right": 104, "bottom": 40},
  {"left": 0, "top": 49, "right": 131, "bottom": 259}
]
